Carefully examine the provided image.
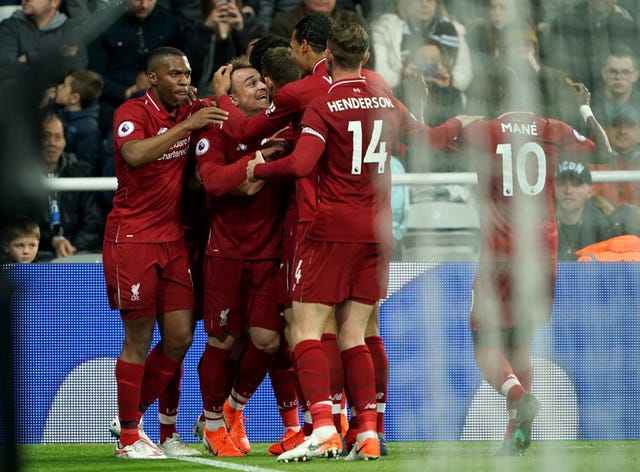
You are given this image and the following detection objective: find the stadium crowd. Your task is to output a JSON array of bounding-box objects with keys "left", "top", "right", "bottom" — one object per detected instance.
[{"left": 3, "top": 0, "right": 640, "bottom": 463}]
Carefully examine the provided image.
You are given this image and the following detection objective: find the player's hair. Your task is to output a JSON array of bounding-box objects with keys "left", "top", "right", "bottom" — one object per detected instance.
[
  {"left": 293, "top": 13, "right": 336, "bottom": 53},
  {"left": 2, "top": 216, "right": 40, "bottom": 244},
  {"left": 262, "top": 47, "right": 300, "bottom": 90},
  {"left": 67, "top": 69, "right": 104, "bottom": 107},
  {"left": 228, "top": 58, "right": 255, "bottom": 94},
  {"left": 146, "top": 47, "right": 187, "bottom": 73},
  {"left": 327, "top": 22, "right": 369, "bottom": 70},
  {"left": 249, "top": 35, "right": 290, "bottom": 72}
]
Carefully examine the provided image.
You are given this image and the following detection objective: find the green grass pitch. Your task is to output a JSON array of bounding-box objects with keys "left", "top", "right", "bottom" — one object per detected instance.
[{"left": 16, "top": 440, "right": 640, "bottom": 472}]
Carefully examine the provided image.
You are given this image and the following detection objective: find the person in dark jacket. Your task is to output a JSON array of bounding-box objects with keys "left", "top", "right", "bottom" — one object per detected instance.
[
  {"left": 0, "top": 0, "right": 88, "bottom": 82},
  {"left": 180, "top": 0, "right": 265, "bottom": 94},
  {"left": 88, "top": 0, "right": 181, "bottom": 135},
  {"left": 37, "top": 114, "right": 104, "bottom": 260},
  {"left": 555, "top": 158, "right": 617, "bottom": 261}
]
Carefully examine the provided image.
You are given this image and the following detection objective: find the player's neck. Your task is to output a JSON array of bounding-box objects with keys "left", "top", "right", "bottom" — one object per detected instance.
[{"left": 330, "top": 66, "right": 362, "bottom": 83}]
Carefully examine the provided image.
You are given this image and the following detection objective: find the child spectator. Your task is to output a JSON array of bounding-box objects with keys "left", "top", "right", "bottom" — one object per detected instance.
[
  {"left": 1, "top": 216, "right": 40, "bottom": 264},
  {"left": 53, "top": 69, "right": 104, "bottom": 174}
]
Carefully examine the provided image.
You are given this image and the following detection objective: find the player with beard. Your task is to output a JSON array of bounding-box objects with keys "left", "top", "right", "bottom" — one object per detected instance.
[
  {"left": 192, "top": 59, "right": 290, "bottom": 457},
  {"left": 246, "top": 22, "right": 480, "bottom": 462}
]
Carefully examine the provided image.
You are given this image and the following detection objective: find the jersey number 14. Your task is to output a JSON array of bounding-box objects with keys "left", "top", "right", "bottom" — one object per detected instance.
[{"left": 348, "top": 120, "right": 387, "bottom": 175}]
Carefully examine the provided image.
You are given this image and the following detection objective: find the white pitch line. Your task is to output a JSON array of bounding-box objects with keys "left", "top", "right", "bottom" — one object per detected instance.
[{"left": 177, "top": 456, "right": 281, "bottom": 472}]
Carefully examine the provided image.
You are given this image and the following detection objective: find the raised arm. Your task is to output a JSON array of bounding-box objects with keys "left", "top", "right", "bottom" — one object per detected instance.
[{"left": 573, "top": 83, "right": 613, "bottom": 163}]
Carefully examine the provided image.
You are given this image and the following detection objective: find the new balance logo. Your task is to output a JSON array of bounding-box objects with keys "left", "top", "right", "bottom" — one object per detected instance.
[{"left": 363, "top": 403, "right": 377, "bottom": 410}]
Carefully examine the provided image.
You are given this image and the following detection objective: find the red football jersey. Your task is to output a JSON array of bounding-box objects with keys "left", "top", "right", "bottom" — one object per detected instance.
[
  {"left": 254, "top": 77, "right": 462, "bottom": 244},
  {"left": 463, "top": 111, "right": 596, "bottom": 260},
  {"left": 194, "top": 125, "right": 288, "bottom": 260},
  {"left": 105, "top": 91, "right": 205, "bottom": 243},
  {"left": 219, "top": 59, "right": 395, "bottom": 225}
]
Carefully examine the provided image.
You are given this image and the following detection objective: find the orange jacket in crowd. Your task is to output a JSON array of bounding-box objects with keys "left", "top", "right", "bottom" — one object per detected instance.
[{"left": 576, "top": 234, "right": 640, "bottom": 261}]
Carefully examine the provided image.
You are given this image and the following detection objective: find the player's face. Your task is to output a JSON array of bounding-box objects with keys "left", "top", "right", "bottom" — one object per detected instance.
[
  {"left": 229, "top": 68, "right": 269, "bottom": 117},
  {"left": 127, "top": 0, "right": 157, "bottom": 19},
  {"left": 42, "top": 117, "right": 66, "bottom": 169},
  {"left": 304, "top": 0, "right": 336, "bottom": 14},
  {"left": 555, "top": 175, "right": 592, "bottom": 214},
  {"left": 151, "top": 55, "right": 192, "bottom": 110},
  {"left": 606, "top": 120, "right": 640, "bottom": 153},
  {"left": 5, "top": 236, "right": 39, "bottom": 263},
  {"left": 22, "top": 0, "right": 58, "bottom": 20},
  {"left": 490, "top": 0, "right": 517, "bottom": 30},
  {"left": 602, "top": 56, "right": 639, "bottom": 97},
  {"left": 54, "top": 76, "right": 74, "bottom": 106},
  {"left": 289, "top": 34, "right": 308, "bottom": 74}
]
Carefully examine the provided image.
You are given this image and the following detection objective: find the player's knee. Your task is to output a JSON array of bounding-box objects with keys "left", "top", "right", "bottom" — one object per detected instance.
[
  {"left": 251, "top": 332, "right": 280, "bottom": 354},
  {"left": 163, "top": 330, "right": 194, "bottom": 357}
]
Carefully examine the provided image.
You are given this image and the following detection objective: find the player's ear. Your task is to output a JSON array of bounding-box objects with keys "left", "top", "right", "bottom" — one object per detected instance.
[
  {"left": 229, "top": 93, "right": 239, "bottom": 106},
  {"left": 301, "top": 39, "right": 310, "bottom": 54},
  {"left": 362, "top": 50, "right": 371, "bottom": 66},
  {"left": 148, "top": 72, "right": 158, "bottom": 86}
]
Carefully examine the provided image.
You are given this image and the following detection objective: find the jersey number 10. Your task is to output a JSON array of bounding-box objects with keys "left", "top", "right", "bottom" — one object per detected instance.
[
  {"left": 496, "top": 142, "right": 547, "bottom": 197},
  {"left": 348, "top": 120, "right": 388, "bottom": 175}
]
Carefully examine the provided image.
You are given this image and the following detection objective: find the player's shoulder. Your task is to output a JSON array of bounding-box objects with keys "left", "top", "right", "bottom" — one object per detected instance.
[{"left": 362, "top": 68, "right": 393, "bottom": 96}]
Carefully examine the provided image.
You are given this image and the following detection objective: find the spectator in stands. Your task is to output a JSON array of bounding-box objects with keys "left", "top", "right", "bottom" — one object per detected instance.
[
  {"left": 257, "top": 0, "right": 362, "bottom": 30},
  {"left": 88, "top": 0, "right": 181, "bottom": 136},
  {"left": 37, "top": 114, "right": 104, "bottom": 261},
  {"left": 180, "top": 0, "right": 265, "bottom": 94},
  {"left": 48, "top": 69, "right": 104, "bottom": 174},
  {"left": 592, "top": 104, "right": 640, "bottom": 206},
  {"left": 0, "top": 0, "right": 88, "bottom": 82},
  {"left": 470, "top": 27, "right": 579, "bottom": 127},
  {"left": 403, "top": 41, "right": 464, "bottom": 127},
  {"left": 555, "top": 159, "right": 616, "bottom": 261},
  {"left": 370, "top": 0, "right": 473, "bottom": 94},
  {"left": 1, "top": 216, "right": 40, "bottom": 264},
  {"left": 268, "top": 0, "right": 368, "bottom": 46},
  {"left": 466, "top": 0, "right": 532, "bottom": 58},
  {"left": 591, "top": 44, "right": 640, "bottom": 128},
  {"left": 541, "top": 0, "right": 638, "bottom": 90}
]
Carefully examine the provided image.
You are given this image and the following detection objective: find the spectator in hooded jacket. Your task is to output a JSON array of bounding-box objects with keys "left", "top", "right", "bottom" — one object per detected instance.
[{"left": 0, "top": 0, "right": 88, "bottom": 82}]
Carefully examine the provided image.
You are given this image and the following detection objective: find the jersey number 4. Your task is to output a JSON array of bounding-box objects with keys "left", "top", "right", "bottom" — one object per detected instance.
[
  {"left": 496, "top": 142, "right": 547, "bottom": 197},
  {"left": 348, "top": 120, "right": 387, "bottom": 175}
]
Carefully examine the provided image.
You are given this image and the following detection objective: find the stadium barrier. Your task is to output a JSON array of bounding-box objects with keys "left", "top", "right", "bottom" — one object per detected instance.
[
  {"left": 7, "top": 262, "right": 640, "bottom": 444},
  {"left": 42, "top": 170, "right": 640, "bottom": 191}
]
